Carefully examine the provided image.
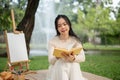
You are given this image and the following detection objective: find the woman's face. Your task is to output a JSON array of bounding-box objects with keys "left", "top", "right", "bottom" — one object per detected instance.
[{"left": 57, "top": 18, "right": 70, "bottom": 35}]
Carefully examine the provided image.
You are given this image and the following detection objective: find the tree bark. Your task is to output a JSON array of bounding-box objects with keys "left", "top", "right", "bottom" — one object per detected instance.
[{"left": 16, "top": 0, "right": 40, "bottom": 56}]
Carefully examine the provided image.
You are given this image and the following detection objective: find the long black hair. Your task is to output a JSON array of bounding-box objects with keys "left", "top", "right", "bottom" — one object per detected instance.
[{"left": 55, "top": 15, "right": 80, "bottom": 41}]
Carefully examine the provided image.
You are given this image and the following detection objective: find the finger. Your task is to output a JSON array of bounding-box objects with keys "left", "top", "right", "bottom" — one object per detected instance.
[
  {"left": 61, "top": 52, "right": 68, "bottom": 58},
  {"left": 56, "top": 57, "right": 60, "bottom": 59},
  {"left": 70, "top": 51, "right": 74, "bottom": 55}
]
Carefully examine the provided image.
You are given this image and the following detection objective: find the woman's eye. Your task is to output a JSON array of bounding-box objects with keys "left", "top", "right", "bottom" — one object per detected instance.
[
  {"left": 58, "top": 25, "right": 61, "bottom": 28},
  {"left": 63, "top": 23, "right": 67, "bottom": 26}
]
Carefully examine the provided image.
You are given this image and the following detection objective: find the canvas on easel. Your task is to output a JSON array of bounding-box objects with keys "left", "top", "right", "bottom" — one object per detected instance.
[
  {"left": 3, "top": 9, "right": 30, "bottom": 72},
  {"left": 4, "top": 30, "right": 29, "bottom": 71}
]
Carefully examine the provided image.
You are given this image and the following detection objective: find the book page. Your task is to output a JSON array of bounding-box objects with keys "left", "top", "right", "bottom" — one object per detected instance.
[
  {"left": 53, "top": 47, "right": 82, "bottom": 57},
  {"left": 53, "top": 48, "right": 68, "bottom": 57},
  {"left": 70, "top": 47, "right": 82, "bottom": 55}
]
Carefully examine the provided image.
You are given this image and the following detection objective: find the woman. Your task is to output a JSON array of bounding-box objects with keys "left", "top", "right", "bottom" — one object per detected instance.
[{"left": 46, "top": 15, "right": 87, "bottom": 80}]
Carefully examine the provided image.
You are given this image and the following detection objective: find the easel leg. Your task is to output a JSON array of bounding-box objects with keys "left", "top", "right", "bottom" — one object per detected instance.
[
  {"left": 8, "top": 62, "right": 14, "bottom": 71},
  {"left": 26, "top": 62, "right": 29, "bottom": 71}
]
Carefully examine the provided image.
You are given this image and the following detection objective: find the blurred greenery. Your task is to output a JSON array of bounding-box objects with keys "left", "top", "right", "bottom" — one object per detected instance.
[
  {"left": 0, "top": 0, "right": 26, "bottom": 31},
  {"left": 83, "top": 42, "right": 120, "bottom": 50},
  {"left": 0, "top": 0, "right": 120, "bottom": 45}
]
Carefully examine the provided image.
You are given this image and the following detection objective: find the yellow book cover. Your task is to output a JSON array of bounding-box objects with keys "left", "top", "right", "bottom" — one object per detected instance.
[{"left": 53, "top": 47, "right": 82, "bottom": 57}]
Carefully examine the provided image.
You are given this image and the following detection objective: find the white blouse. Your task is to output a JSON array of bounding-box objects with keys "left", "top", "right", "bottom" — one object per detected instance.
[{"left": 47, "top": 36, "right": 87, "bottom": 80}]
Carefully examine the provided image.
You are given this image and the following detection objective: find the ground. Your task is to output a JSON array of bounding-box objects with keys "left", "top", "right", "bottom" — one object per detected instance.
[{"left": 25, "top": 70, "right": 112, "bottom": 80}]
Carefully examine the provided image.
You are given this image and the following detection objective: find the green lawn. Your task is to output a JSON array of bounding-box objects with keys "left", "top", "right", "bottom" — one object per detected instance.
[
  {"left": 83, "top": 43, "right": 120, "bottom": 51},
  {"left": 81, "top": 54, "right": 120, "bottom": 80},
  {"left": 0, "top": 54, "right": 120, "bottom": 80}
]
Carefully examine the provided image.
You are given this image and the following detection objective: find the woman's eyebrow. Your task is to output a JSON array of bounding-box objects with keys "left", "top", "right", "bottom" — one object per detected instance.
[{"left": 59, "top": 22, "right": 66, "bottom": 24}]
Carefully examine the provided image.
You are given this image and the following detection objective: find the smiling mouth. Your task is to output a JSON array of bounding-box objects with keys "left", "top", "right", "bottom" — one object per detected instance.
[{"left": 61, "top": 29, "right": 67, "bottom": 32}]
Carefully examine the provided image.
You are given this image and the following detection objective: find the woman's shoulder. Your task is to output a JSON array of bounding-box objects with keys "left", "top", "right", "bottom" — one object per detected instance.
[
  {"left": 70, "top": 36, "right": 81, "bottom": 42},
  {"left": 50, "top": 36, "right": 58, "bottom": 40},
  {"left": 49, "top": 36, "right": 59, "bottom": 43},
  {"left": 70, "top": 36, "right": 83, "bottom": 47}
]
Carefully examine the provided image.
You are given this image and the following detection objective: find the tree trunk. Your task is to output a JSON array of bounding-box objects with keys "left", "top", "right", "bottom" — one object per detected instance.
[{"left": 16, "top": 0, "right": 40, "bottom": 56}]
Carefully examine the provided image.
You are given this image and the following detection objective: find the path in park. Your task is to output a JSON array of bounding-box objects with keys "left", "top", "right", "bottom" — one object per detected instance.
[{"left": 25, "top": 70, "right": 112, "bottom": 80}]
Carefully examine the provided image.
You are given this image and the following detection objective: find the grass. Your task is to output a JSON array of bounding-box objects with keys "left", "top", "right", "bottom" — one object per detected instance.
[
  {"left": 81, "top": 54, "right": 120, "bottom": 80},
  {"left": 0, "top": 54, "right": 120, "bottom": 80},
  {"left": 29, "top": 56, "right": 49, "bottom": 70},
  {"left": 83, "top": 43, "right": 120, "bottom": 51}
]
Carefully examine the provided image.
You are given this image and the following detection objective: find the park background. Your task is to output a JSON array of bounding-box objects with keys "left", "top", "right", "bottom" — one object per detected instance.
[{"left": 0, "top": 0, "right": 120, "bottom": 80}]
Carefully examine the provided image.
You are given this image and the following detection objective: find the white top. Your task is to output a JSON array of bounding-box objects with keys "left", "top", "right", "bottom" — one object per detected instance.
[{"left": 47, "top": 36, "right": 87, "bottom": 80}]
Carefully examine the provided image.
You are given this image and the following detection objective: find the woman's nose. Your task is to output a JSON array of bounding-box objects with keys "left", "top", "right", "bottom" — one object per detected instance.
[{"left": 61, "top": 25, "right": 65, "bottom": 28}]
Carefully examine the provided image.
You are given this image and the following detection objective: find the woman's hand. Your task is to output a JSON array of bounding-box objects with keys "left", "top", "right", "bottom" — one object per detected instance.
[
  {"left": 56, "top": 57, "right": 60, "bottom": 59},
  {"left": 61, "top": 52, "right": 75, "bottom": 62},
  {"left": 67, "top": 52, "right": 75, "bottom": 62},
  {"left": 61, "top": 52, "right": 69, "bottom": 60}
]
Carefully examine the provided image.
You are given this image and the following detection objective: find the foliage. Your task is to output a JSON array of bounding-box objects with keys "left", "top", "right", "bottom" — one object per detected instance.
[
  {"left": 114, "top": 8, "right": 120, "bottom": 36},
  {"left": 0, "top": 0, "right": 26, "bottom": 31},
  {"left": 54, "top": 0, "right": 78, "bottom": 21},
  {"left": 72, "top": 3, "right": 120, "bottom": 44},
  {"left": 72, "top": 10, "right": 88, "bottom": 43},
  {"left": 14, "top": 8, "right": 25, "bottom": 26},
  {"left": 0, "top": 7, "right": 12, "bottom": 31},
  {"left": 101, "top": 35, "right": 120, "bottom": 45}
]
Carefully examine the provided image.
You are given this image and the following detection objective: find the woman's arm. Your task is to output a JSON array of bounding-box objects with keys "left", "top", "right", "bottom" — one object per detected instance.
[
  {"left": 73, "top": 41, "right": 85, "bottom": 63},
  {"left": 48, "top": 41, "right": 58, "bottom": 65}
]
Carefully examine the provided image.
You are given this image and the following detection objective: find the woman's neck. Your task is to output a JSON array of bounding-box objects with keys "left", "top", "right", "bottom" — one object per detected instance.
[{"left": 59, "top": 34, "right": 69, "bottom": 40}]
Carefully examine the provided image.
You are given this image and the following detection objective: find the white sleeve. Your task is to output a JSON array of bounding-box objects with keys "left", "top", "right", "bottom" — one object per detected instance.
[
  {"left": 74, "top": 49, "right": 85, "bottom": 63},
  {"left": 48, "top": 41, "right": 57, "bottom": 65},
  {"left": 73, "top": 41, "right": 85, "bottom": 63}
]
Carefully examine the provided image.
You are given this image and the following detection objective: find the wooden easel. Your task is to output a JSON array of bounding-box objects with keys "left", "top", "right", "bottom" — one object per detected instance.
[{"left": 4, "top": 9, "right": 29, "bottom": 73}]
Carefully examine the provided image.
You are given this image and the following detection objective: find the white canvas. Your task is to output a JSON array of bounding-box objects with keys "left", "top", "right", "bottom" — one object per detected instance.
[{"left": 7, "top": 33, "right": 28, "bottom": 63}]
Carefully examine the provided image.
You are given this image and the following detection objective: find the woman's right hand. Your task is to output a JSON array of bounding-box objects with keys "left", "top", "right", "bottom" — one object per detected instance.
[
  {"left": 61, "top": 52, "right": 69, "bottom": 60},
  {"left": 61, "top": 52, "right": 75, "bottom": 62},
  {"left": 56, "top": 57, "right": 60, "bottom": 59}
]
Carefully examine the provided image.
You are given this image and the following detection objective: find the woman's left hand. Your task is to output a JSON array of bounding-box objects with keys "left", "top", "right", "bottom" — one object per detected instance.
[
  {"left": 61, "top": 52, "right": 75, "bottom": 62},
  {"left": 67, "top": 52, "right": 75, "bottom": 62}
]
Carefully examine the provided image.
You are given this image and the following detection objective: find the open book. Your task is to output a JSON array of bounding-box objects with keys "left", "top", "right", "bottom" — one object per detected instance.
[{"left": 53, "top": 47, "right": 82, "bottom": 57}]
